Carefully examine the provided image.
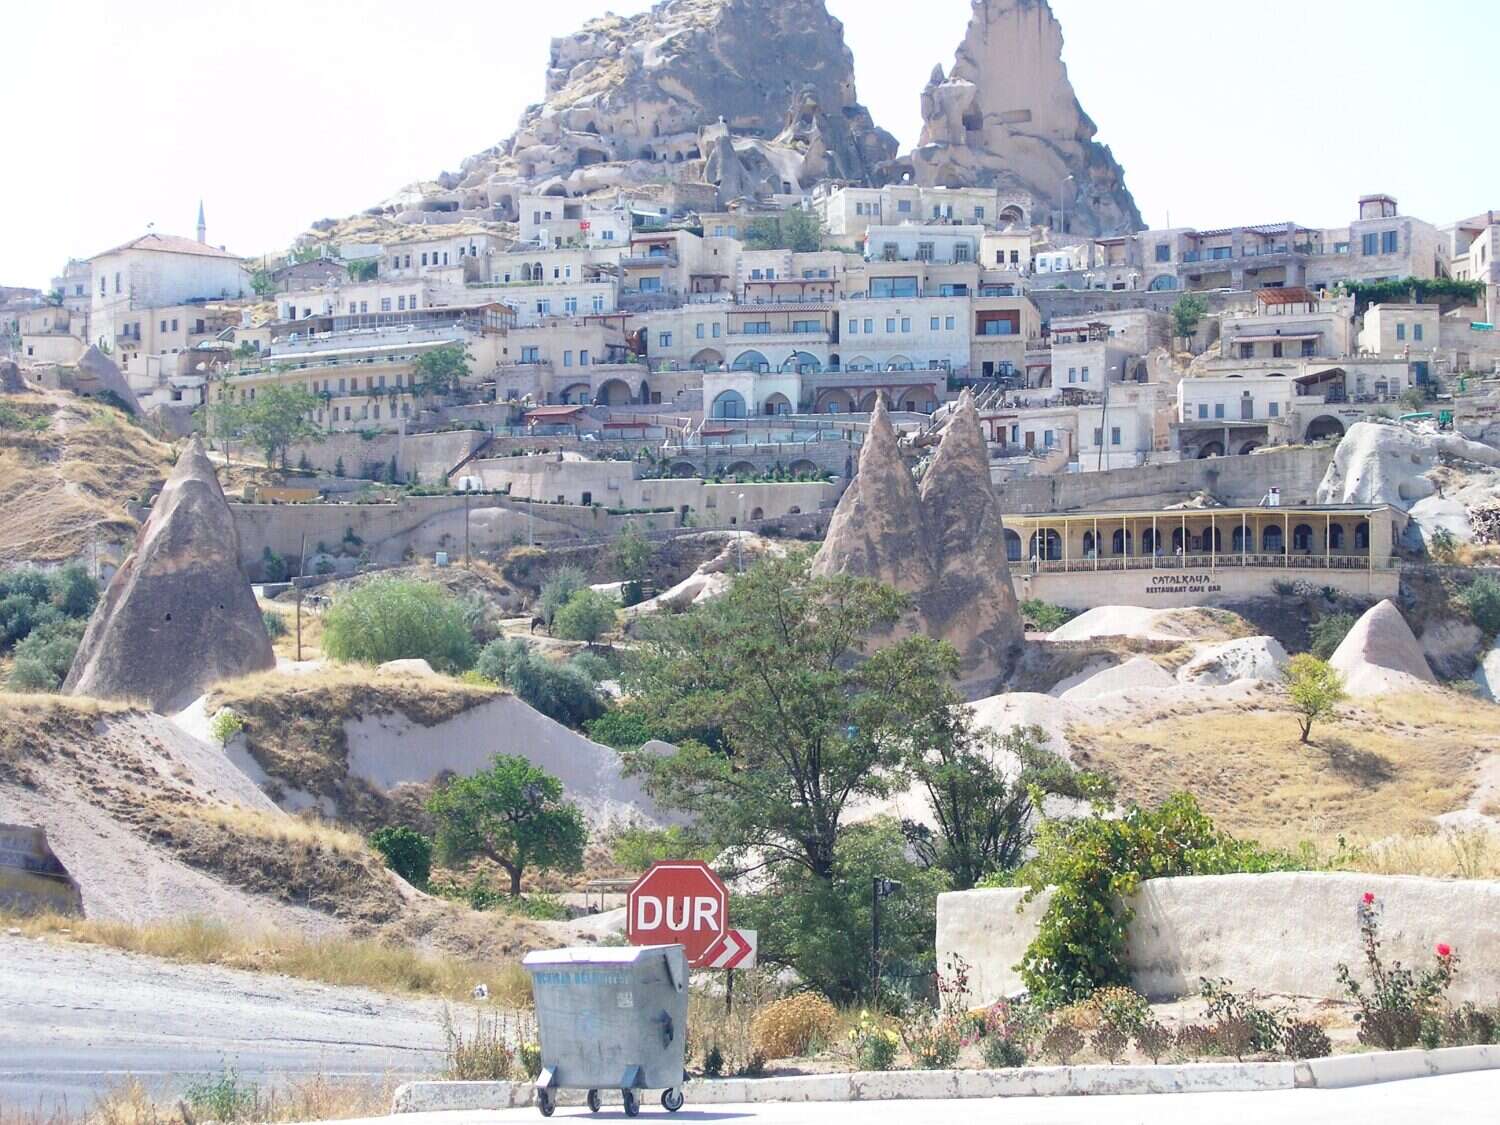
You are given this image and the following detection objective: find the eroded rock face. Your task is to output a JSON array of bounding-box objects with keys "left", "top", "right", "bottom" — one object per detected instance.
[
  {"left": 814, "top": 393, "right": 1023, "bottom": 693},
  {"left": 1328, "top": 598, "right": 1435, "bottom": 697},
  {"left": 75, "top": 346, "right": 140, "bottom": 414},
  {"left": 64, "top": 437, "right": 274, "bottom": 712},
  {"left": 909, "top": 0, "right": 1140, "bottom": 235},
  {"left": 437, "top": 0, "right": 896, "bottom": 205}
]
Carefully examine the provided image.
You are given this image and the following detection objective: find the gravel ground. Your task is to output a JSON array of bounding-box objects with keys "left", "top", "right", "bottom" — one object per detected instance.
[{"left": 0, "top": 934, "right": 468, "bottom": 1113}]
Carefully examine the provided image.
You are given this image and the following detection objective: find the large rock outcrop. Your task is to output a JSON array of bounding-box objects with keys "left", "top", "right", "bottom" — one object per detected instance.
[
  {"left": 74, "top": 345, "right": 140, "bottom": 414},
  {"left": 421, "top": 0, "right": 896, "bottom": 211},
  {"left": 64, "top": 437, "right": 275, "bottom": 711},
  {"left": 906, "top": 0, "right": 1140, "bottom": 235},
  {"left": 814, "top": 392, "right": 1023, "bottom": 693},
  {"left": 1328, "top": 599, "right": 1435, "bottom": 697}
]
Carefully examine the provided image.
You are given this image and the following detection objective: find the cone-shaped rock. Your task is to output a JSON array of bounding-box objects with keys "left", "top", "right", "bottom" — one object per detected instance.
[
  {"left": 918, "top": 389, "right": 1023, "bottom": 688},
  {"left": 1328, "top": 598, "right": 1435, "bottom": 696},
  {"left": 812, "top": 397, "right": 927, "bottom": 592},
  {"left": 64, "top": 436, "right": 274, "bottom": 711}
]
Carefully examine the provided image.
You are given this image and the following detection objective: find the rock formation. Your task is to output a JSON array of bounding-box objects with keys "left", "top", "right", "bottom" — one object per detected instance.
[
  {"left": 814, "top": 392, "right": 1023, "bottom": 693},
  {"left": 420, "top": 0, "right": 896, "bottom": 213},
  {"left": 1328, "top": 599, "right": 1435, "bottom": 697},
  {"left": 74, "top": 345, "right": 141, "bottom": 414},
  {"left": 0, "top": 359, "right": 25, "bottom": 394},
  {"left": 64, "top": 436, "right": 275, "bottom": 712},
  {"left": 905, "top": 0, "right": 1140, "bottom": 235}
]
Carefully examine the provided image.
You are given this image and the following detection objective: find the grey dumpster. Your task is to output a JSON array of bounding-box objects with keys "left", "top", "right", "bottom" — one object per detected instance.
[{"left": 522, "top": 944, "right": 688, "bottom": 1118}]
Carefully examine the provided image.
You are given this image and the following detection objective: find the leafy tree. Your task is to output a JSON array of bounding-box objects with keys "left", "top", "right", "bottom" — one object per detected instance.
[
  {"left": 584, "top": 705, "right": 658, "bottom": 751},
  {"left": 1308, "top": 612, "right": 1356, "bottom": 660},
  {"left": 737, "top": 817, "right": 948, "bottom": 1003},
  {"left": 322, "top": 577, "right": 477, "bottom": 672},
  {"left": 622, "top": 550, "right": 958, "bottom": 881},
  {"left": 9, "top": 617, "right": 86, "bottom": 692},
  {"left": 1280, "top": 653, "right": 1347, "bottom": 744},
  {"left": 346, "top": 258, "right": 379, "bottom": 282},
  {"left": 612, "top": 524, "right": 655, "bottom": 584},
  {"left": 47, "top": 565, "right": 98, "bottom": 619},
  {"left": 552, "top": 589, "right": 617, "bottom": 647},
  {"left": 260, "top": 547, "right": 288, "bottom": 583},
  {"left": 1171, "top": 294, "right": 1208, "bottom": 340},
  {"left": 567, "top": 650, "right": 612, "bottom": 683},
  {"left": 610, "top": 825, "right": 714, "bottom": 871},
  {"left": 250, "top": 269, "right": 276, "bottom": 298},
  {"left": 744, "top": 210, "right": 824, "bottom": 253},
  {"left": 538, "top": 564, "right": 587, "bottom": 628},
  {"left": 414, "top": 344, "right": 472, "bottom": 398},
  {"left": 1458, "top": 575, "right": 1500, "bottom": 637},
  {"left": 369, "top": 826, "right": 433, "bottom": 886},
  {"left": 427, "top": 755, "right": 587, "bottom": 895},
  {"left": 475, "top": 637, "right": 606, "bottom": 729},
  {"left": 905, "top": 723, "right": 1112, "bottom": 890},
  {"left": 239, "top": 384, "right": 321, "bottom": 468}
]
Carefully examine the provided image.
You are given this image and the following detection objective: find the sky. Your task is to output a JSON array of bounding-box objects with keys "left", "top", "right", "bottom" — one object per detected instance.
[{"left": 3, "top": 0, "right": 1497, "bottom": 289}]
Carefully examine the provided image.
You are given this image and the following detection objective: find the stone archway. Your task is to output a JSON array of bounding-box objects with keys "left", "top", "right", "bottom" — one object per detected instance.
[
  {"left": 1305, "top": 415, "right": 1346, "bottom": 442},
  {"left": 595, "top": 378, "right": 632, "bottom": 406},
  {"left": 1197, "top": 441, "right": 1225, "bottom": 458}
]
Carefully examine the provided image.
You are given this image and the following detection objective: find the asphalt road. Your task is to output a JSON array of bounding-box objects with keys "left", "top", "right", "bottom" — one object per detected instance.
[
  {"left": 0, "top": 934, "right": 459, "bottom": 1113},
  {"left": 354, "top": 1071, "right": 1500, "bottom": 1125}
]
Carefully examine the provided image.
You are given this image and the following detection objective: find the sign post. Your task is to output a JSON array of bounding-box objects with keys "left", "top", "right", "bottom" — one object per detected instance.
[{"left": 627, "top": 860, "right": 757, "bottom": 977}]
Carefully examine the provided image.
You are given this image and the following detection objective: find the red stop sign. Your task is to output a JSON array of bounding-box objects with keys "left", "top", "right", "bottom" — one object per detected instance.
[{"left": 627, "top": 860, "right": 728, "bottom": 967}]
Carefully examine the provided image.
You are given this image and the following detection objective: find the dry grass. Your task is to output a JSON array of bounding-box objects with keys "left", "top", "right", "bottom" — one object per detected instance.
[
  {"left": 203, "top": 667, "right": 498, "bottom": 824},
  {"left": 0, "top": 391, "right": 172, "bottom": 566},
  {"left": 1067, "top": 689, "right": 1500, "bottom": 851},
  {"left": 4, "top": 910, "right": 532, "bottom": 1007},
  {"left": 258, "top": 598, "right": 326, "bottom": 662},
  {"left": 166, "top": 802, "right": 367, "bottom": 855},
  {"left": 1321, "top": 827, "right": 1500, "bottom": 879},
  {"left": 0, "top": 692, "right": 135, "bottom": 785}
]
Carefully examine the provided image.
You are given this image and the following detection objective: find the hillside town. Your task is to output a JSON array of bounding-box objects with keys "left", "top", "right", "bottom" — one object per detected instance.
[{"left": 4, "top": 0, "right": 1500, "bottom": 1121}]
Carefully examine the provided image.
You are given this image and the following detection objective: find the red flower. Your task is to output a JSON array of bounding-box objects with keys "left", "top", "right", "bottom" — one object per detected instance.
[
  {"left": 1436, "top": 943, "right": 1453, "bottom": 958},
  {"left": 1362, "top": 892, "right": 1375, "bottom": 905}
]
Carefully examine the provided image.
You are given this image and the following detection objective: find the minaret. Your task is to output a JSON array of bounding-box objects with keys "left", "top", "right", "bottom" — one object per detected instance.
[{"left": 196, "top": 200, "right": 206, "bottom": 244}]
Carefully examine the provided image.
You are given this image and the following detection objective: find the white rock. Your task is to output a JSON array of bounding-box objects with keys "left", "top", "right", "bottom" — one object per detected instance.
[
  {"left": 1472, "top": 642, "right": 1500, "bottom": 701},
  {"left": 1409, "top": 495, "right": 1475, "bottom": 547},
  {"left": 1316, "top": 422, "right": 1438, "bottom": 508},
  {"left": 1177, "top": 636, "right": 1288, "bottom": 685},
  {"left": 1059, "top": 655, "right": 1176, "bottom": 701},
  {"left": 376, "top": 658, "right": 437, "bottom": 677},
  {"left": 1328, "top": 598, "right": 1436, "bottom": 696}
]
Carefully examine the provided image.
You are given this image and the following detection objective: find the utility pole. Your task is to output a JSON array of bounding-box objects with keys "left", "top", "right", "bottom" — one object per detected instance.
[
  {"left": 464, "top": 490, "right": 472, "bottom": 566},
  {"left": 295, "top": 531, "right": 307, "bottom": 662},
  {"left": 870, "top": 875, "right": 902, "bottom": 1006}
]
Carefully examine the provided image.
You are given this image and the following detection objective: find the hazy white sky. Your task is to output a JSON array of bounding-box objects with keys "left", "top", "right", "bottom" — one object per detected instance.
[{"left": 3, "top": 0, "right": 1496, "bottom": 288}]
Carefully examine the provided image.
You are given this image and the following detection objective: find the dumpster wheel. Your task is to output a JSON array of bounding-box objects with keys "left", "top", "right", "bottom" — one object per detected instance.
[
  {"left": 622, "top": 1089, "right": 640, "bottom": 1117},
  {"left": 586, "top": 1089, "right": 601, "bottom": 1114},
  {"left": 661, "top": 1088, "right": 684, "bottom": 1112},
  {"left": 536, "top": 1089, "right": 555, "bottom": 1118}
]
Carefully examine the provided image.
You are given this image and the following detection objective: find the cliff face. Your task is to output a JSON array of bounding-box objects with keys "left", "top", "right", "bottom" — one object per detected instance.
[
  {"left": 908, "top": 0, "right": 1141, "bottom": 235},
  {"left": 439, "top": 0, "right": 896, "bottom": 212}
]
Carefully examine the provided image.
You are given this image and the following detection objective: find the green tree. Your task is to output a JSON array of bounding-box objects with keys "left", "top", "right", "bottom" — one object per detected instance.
[
  {"left": 1308, "top": 612, "right": 1356, "bottom": 659},
  {"left": 906, "top": 723, "right": 1112, "bottom": 890},
  {"left": 369, "top": 826, "right": 433, "bottom": 886},
  {"left": 47, "top": 564, "right": 98, "bottom": 619},
  {"left": 239, "top": 384, "right": 321, "bottom": 468},
  {"left": 737, "top": 817, "right": 949, "bottom": 1003},
  {"left": 427, "top": 755, "right": 587, "bottom": 895},
  {"left": 475, "top": 637, "right": 605, "bottom": 729},
  {"left": 1459, "top": 575, "right": 1500, "bottom": 637},
  {"left": 414, "top": 344, "right": 472, "bottom": 398},
  {"left": 1171, "top": 294, "right": 1208, "bottom": 340},
  {"left": 9, "top": 617, "right": 86, "bottom": 692},
  {"left": 538, "top": 564, "right": 587, "bottom": 628},
  {"left": 250, "top": 269, "right": 276, "bottom": 298},
  {"left": 1280, "top": 653, "right": 1347, "bottom": 743},
  {"left": 552, "top": 589, "right": 617, "bottom": 647},
  {"left": 744, "top": 210, "right": 824, "bottom": 253},
  {"left": 622, "top": 550, "right": 958, "bottom": 881},
  {"left": 612, "top": 524, "right": 654, "bottom": 584},
  {"left": 322, "top": 577, "right": 477, "bottom": 673},
  {"left": 346, "top": 258, "right": 379, "bottom": 282}
]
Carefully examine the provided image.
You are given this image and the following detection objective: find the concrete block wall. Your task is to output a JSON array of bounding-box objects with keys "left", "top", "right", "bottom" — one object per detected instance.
[{"left": 939, "top": 872, "right": 1500, "bottom": 1005}]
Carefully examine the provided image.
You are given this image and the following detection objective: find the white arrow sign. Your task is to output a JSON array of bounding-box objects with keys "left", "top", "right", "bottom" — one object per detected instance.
[{"left": 702, "top": 928, "right": 757, "bottom": 970}]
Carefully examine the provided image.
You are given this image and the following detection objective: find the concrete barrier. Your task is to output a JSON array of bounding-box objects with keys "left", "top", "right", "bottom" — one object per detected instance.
[
  {"left": 938, "top": 872, "right": 1500, "bottom": 1005},
  {"left": 389, "top": 1047, "right": 1495, "bottom": 1112}
]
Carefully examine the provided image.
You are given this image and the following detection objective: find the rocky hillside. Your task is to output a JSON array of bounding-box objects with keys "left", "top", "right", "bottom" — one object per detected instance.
[{"left": 907, "top": 0, "right": 1141, "bottom": 234}]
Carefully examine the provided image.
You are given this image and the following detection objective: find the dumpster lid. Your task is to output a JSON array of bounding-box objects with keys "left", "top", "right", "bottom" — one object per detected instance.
[{"left": 523, "top": 944, "right": 682, "bottom": 967}]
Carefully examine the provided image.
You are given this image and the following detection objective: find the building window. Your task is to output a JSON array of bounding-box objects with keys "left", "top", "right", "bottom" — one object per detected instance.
[
  {"left": 897, "top": 200, "right": 911, "bottom": 213},
  {"left": 1268, "top": 402, "right": 1279, "bottom": 417},
  {"left": 1155, "top": 244, "right": 1170, "bottom": 262},
  {"left": 916, "top": 242, "right": 934, "bottom": 261},
  {"left": 1396, "top": 322, "right": 1406, "bottom": 341},
  {"left": 1240, "top": 342, "right": 1254, "bottom": 358},
  {"left": 1198, "top": 403, "right": 1208, "bottom": 419},
  {"left": 1081, "top": 366, "right": 1090, "bottom": 382},
  {"left": 1093, "top": 427, "right": 1103, "bottom": 446},
  {"left": 563, "top": 351, "right": 573, "bottom": 367},
  {"left": 863, "top": 319, "right": 873, "bottom": 333},
  {"left": 580, "top": 349, "right": 589, "bottom": 365},
  {"left": 592, "top": 295, "right": 605, "bottom": 313},
  {"left": 1043, "top": 430, "right": 1055, "bottom": 448},
  {"left": 1361, "top": 232, "right": 1379, "bottom": 256},
  {"left": 945, "top": 316, "right": 955, "bottom": 330},
  {"left": 658, "top": 332, "right": 672, "bottom": 347},
  {"left": 848, "top": 320, "right": 858, "bottom": 335},
  {"left": 954, "top": 243, "right": 971, "bottom": 263},
  {"left": 1111, "top": 426, "right": 1121, "bottom": 446},
  {"left": 1414, "top": 323, "right": 1424, "bottom": 341},
  {"left": 564, "top": 297, "right": 578, "bottom": 315},
  {"left": 520, "top": 346, "right": 540, "bottom": 363},
  {"left": 1068, "top": 367, "right": 1077, "bottom": 383},
  {"left": 886, "top": 318, "right": 896, "bottom": 333},
  {"left": 930, "top": 316, "right": 941, "bottom": 330},
  {"left": 380, "top": 298, "right": 391, "bottom": 312},
  {"left": 1301, "top": 339, "right": 1315, "bottom": 356},
  {"left": 696, "top": 323, "right": 705, "bottom": 339},
  {"left": 901, "top": 318, "right": 911, "bottom": 332},
  {"left": 397, "top": 296, "right": 406, "bottom": 310},
  {"left": 1214, "top": 403, "right": 1225, "bottom": 418},
  {"left": 712, "top": 323, "right": 721, "bottom": 338},
  {"left": 1382, "top": 230, "right": 1398, "bottom": 254},
  {"left": 639, "top": 277, "right": 662, "bottom": 292},
  {"left": 1272, "top": 341, "right": 1283, "bottom": 357}
]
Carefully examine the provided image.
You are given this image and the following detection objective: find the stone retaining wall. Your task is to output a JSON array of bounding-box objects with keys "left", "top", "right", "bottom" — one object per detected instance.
[{"left": 938, "top": 872, "right": 1500, "bottom": 1005}]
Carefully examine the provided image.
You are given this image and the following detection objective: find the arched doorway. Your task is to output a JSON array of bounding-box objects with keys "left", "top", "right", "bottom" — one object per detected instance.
[
  {"left": 727, "top": 461, "right": 756, "bottom": 476},
  {"left": 1148, "top": 275, "right": 1179, "bottom": 291},
  {"left": 1305, "top": 416, "right": 1346, "bottom": 442},
  {"left": 1029, "top": 529, "right": 1062, "bottom": 561},
  {"left": 1355, "top": 522, "right": 1370, "bottom": 549},
  {"left": 1263, "top": 525, "right": 1284, "bottom": 553},
  {"left": 1329, "top": 523, "right": 1345, "bottom": 550},
  {"left": 731, "top": 350, "right": 770, "bottom": 372},
  {"left": 763, "top": 392, "right": 792, "bottom": 415},
  {"left": 1292, "top": 523, "right": 1314, "bottom": 552},
  {"left": 1112, "top": 528, "right": 1133, "bottom": 556},
  {"left": 788, "top": 458, "right": 819, "bottom": 476},
  {"left": 1239, "top": 441, "right": 1261, "bottom": 455},
  {"left": 1232, "top": 525, "right": 1249, "bottom": 552},
  {"left": 711, "top": 389, "right": 746, "bottom": 419},
  {"left": 1198, "top": 441, "right": 1224, "bottom": 458},
  {"left": 1082, "top": 530, "right": 1096, "bottom": 558},
  {"left": 1141, "top": 528, "right": 1158, "bottom": 555},
  {"left": 1201, "top": 526, "right": 1222, "bottom": 553},
  {"left": 596, "top": 378, "right": 632, "bottom": 405},
  {"left": 783, "top": 350, "right": 821, "bottom": 373},
  {"left": 670, "top": 461, "right": 697, "bottom": 478},
  {"left": 1004, "top": 529, "right": 1022, "bottom": 562},
  {"left": 560, "top": 382, "right": 591, "bottom": 404},
  {"left": 690, "top": 348, "right": 725, "bottom": 370}
]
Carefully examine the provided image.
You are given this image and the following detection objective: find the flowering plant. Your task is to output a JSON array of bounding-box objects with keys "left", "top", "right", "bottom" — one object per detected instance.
[
  {"left": 1335, "top": 894, "right": 1459, "bottom": 1050},
  {"left": 847, "top": 1010, "right": 901, "bottom": 1071}
]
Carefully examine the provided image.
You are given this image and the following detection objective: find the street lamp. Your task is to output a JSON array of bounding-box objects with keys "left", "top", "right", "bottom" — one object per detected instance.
[{"left": 871, "top": 875, "right": 903, "bottom": 1005}]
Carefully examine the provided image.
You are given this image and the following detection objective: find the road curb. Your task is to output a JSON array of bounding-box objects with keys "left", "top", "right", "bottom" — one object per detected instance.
[{"left": 390, "top": 1046, "right": 1498, "bottom": 1113}]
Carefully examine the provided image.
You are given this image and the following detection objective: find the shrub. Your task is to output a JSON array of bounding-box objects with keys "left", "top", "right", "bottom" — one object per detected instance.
[
  {"left": 1015, "top": 795, "right": 1302, "bottom": 1006},
  {"left": 208, "top": 708, "right": 245, "bottom": 745},
  {"left": 1459, "top": 575, "right": 1500, "bottom": 638},
  {"left": 1020, "top": 599, "right": 1074, "bottom": 632},
  {"left": 1281, "top": 1020, "right": 1332, "bottom": 1060},
  {"left": 182, "top": 1068, "right": 258, "bottom": 1122},
  {"left": 8, "top": 616, "right": 85, "bottom": 692},
  {"left": 610, "top": 825, "right": 713, "bottom": 871},
  {"left": 1214, "top": 1017, "right": 1256, "bottom": 1060},
  {"left": 262, "top": 609, "right": 288, "bottom": 638},
  {"left": 1039, "top": 1023, "right": 1084, "bottom": 1064},
  {"left": 1200, "top": 977, "right": 1288, "bottom": 1054},
  {"left": 369, "top": 826, "right": 433, "bottom": 887},
  {"left": 538, "top": 565, "right": 587, "bottom": 627},
  {"left": 1091, "top": 1024, "right": 1128, "bottom": 1063},
  {"left": 850, "top": 1012, "right": 900, "bottom": 1071},
  {"left": 48, "top": 564, "right": 98, "bottom": 618},
  {"left": 517, "top": 1040, "right": 542, "bottom": 1080},
  {"left": 1174, "top": 1023, "right": 1216, "bottom": 1058},
  {"left": 442, "top": 1011, "right": 516, "bottom": 1080},
  {"left": 1428, "top": 527, "right": 1460, "bottom": 563},
  {"left": 567, "top": 650, "right": 612, "bottom": 683},
  {"left": 901, "top": 1015, "right": 962, "bottom": 1069},
  {"left": 750, "top": 993, "right": 838, "bottom": 1059},
  {"left": 1308, "top": 612, "right": 1356, "bottom": 659},
  {"left": 261, "top": 546, "right": 288, "bottom": 583},
  {"left": 322, "top": 577, "right": 477, "bottom": 673},
  {"left": 1134, "top": 1019, "right": 1172, "bottom": 1063},
  {"left": 981, "top": 1034, "right": 1027, "bottom": 1068},
  {"left": 474, "top": 637, "right": 606, "bottom": 729},
  {"left": 585, "top": 706, "right": 657, "bottom": 750},
  {"left": 1092, "top": 985, "right": 1151, "bottom": 1037},
  {"left": 702, "top": 1044, "right": 725, "bottom": 1077},
  {"left": 1434, "top": 1003, "right": 1499, "bottom": 1047},
  {"left": 1335, "top": 893, "right": 1459, "bottom": 1049},
  {"left": 552, "top": 588, "right": 618, "bottom": 646}
]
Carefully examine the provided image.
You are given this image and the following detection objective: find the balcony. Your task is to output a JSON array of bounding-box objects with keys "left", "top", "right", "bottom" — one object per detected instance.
[{"left": 619, "top": 252, "right": 679, "bottom": 269}]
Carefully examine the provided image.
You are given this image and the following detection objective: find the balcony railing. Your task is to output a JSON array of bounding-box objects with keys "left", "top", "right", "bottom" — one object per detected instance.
[{"left": 1025, "top": 552, "right": 1390, "bottom": 574}]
